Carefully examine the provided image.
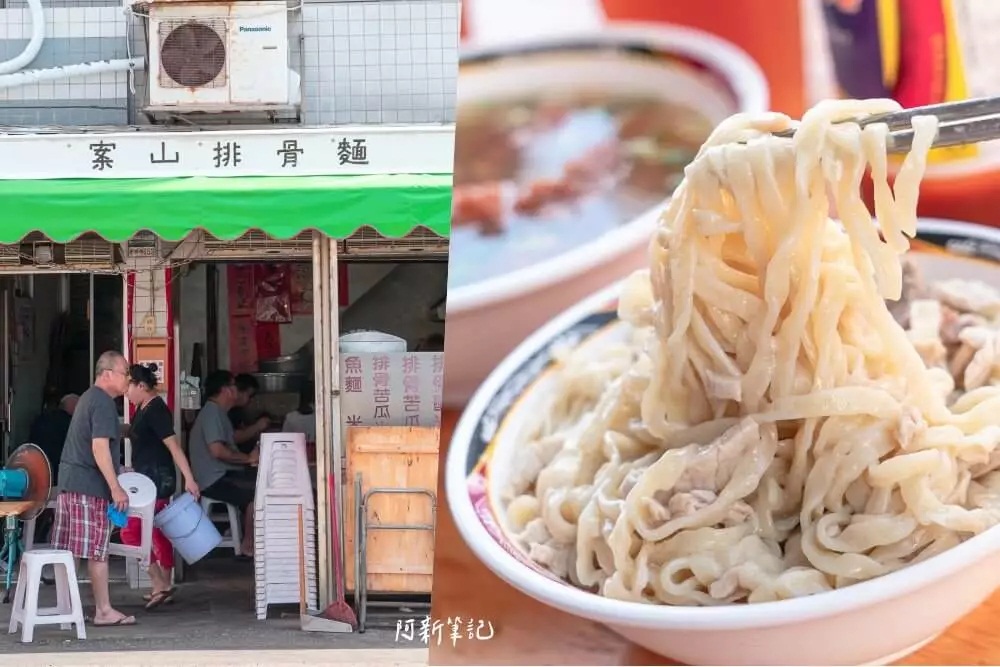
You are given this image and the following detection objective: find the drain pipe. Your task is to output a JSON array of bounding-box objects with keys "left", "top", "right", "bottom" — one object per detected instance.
[
  {"left": 0, "top": 57, "right": 144, "bottom": 89},
  {"left": 0, "top": 0, "right": 45, "bottom": 75}
]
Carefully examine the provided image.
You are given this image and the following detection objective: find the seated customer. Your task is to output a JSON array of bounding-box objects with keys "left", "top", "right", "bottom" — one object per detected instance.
[
  {"left": 28, "top": 394, "right": 79, "bottom": 484},
  {"left": 228, "top": 373, "right": 269, "bottom": 454},
  {"left": 189, "top": 370, "right": 258, "bottom": 558}
]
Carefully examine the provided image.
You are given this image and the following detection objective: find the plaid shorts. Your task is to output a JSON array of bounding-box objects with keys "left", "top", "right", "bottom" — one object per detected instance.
[{"left": 50, "top": 491, "right": 112, "bottom": 562}]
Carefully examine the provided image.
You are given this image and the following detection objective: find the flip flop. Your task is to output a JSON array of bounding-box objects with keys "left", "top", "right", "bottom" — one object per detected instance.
[
  {"left": 142, "top": 586, "right": 177, "bottom": 603},
  {"left": 88, "top": 615, "right": 137, "bottom": 627},
  {"left": 144, "top": 590, "right": 172, "bottom": 611}
]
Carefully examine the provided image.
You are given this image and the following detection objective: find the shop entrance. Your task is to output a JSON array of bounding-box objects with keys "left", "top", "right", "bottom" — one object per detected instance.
[{"left": 0, "top": 272, "right": 124, "bottom": 462}]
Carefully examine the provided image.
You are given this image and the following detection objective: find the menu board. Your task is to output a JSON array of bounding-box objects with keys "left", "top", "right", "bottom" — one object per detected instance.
[{"left": 340, "top": 352, "right": 444, "bottom": 429}]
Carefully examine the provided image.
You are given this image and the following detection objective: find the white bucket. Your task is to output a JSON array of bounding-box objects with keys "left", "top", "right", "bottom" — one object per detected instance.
[
  {"left": 153, "top": 492, "right": 222, "bottom": 565},
  {"left": 339, "top": 330, "right": 407, "bottom": 354}
]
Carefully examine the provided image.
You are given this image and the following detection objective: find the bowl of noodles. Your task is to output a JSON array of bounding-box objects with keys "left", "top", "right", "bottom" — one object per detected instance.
[
  {"left": 446, "top": 99, "right": 1000, "bottom": 666},
  {"left": 443, "top": 23, "right": 769, "bottom": 406}
]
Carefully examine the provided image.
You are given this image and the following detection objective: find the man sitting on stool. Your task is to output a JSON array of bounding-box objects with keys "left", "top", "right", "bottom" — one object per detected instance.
[{"left": 189, "top": 370, "right": 259, "bottom": 559}]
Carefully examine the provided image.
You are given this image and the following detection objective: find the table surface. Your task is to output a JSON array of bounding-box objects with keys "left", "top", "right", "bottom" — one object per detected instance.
[
  {"left": 429, "top": 410, "right": 1000, "bottom": 666},
  {"left": 0, "top": 501, "right": 38, "bottom": 519}
]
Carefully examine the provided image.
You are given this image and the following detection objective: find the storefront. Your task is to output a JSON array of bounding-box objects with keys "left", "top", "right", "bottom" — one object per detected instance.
[{"left": 0, "top": 124, "right": 453, "bottom": 610}]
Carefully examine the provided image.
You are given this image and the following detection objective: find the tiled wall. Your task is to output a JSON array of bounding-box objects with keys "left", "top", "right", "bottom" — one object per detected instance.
[
  {"left": 129, "top": 255, "right": 171, "bottom": 338},
  {"left": 0, "top": 6, "right": 134, "bottom": 125},
  {"left": 0, "top": 0, "right": 459, "bottom": 126},
  {"left": 302, "top": 1, "right": 458, "bottom": 123}
]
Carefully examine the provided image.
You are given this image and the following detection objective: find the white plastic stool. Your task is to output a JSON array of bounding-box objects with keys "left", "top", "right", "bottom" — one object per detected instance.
[
  {"left": 8, "top": 549, "right": 86, "bottom": 643},
  {"left": 201, "top": 497, "right": 241, "bottom": 556},
  {"left": 22, "top": 490, "right": 60, "bottom": 552}
]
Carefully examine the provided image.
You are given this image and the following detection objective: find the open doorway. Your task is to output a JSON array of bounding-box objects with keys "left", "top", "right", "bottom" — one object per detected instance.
[{"left": 5, "top": 273, "right": 124, "bottom": 462}]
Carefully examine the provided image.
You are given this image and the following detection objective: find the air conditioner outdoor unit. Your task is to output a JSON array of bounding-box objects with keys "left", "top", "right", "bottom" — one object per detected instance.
[{"left": 147, "top": 0, "right": 295, "bottom": 110}]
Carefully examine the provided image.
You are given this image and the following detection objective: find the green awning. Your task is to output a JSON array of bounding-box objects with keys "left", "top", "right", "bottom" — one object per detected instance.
[{"left": 0, "top": 173, "right": 452, "bottom": 242}]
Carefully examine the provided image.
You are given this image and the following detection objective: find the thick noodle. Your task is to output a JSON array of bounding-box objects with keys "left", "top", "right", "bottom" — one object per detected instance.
[{"left": 503, "top": 99, "right": 1000, "bottom": 605}]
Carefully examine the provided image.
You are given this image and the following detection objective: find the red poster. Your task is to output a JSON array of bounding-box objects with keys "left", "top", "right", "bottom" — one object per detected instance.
[
  {"left": 290, "top": 263, "right": 313, "bottom": 315},
  {"left": 227, "top": 264, "right": 255, "bottom": 315},
  {"left": 339, "top": 262, "right": 349, "bottom": 307},
  {"left": 254, "top": 264, "right": 292, "bottom": 323},
  {"left": 229, "top": 315, "right": 257, "bottom": 373},
  {"left": 254, "top": 322, "right": 281, "bottom": 360}
]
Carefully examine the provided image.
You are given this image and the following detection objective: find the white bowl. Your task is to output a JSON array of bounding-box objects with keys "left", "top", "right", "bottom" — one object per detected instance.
[
  {"left": 443, "top": 22, "right": 769, "bottom": 407},
  {"left": 446, "top": 218, "right": 1000, "bottom": 665}
]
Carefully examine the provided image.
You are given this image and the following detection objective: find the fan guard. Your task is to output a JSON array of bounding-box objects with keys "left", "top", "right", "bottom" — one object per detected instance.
[{"left": 159, "top": 20, "right": 227, "bottom": 89}]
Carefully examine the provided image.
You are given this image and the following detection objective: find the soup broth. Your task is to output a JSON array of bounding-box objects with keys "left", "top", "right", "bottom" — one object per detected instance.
[{"left": 450, "top": 84, "right": 713, "bottom": 290}]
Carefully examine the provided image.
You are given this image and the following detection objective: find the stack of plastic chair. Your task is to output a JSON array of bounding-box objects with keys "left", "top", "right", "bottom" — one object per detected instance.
[{"left": 253, "top": 432, "right": 318, "bottom": 620}]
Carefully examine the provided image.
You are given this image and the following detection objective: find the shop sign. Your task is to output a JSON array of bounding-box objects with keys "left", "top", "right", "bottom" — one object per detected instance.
[
  {"left": 340, "top": 352, "right": 444, "bottom": 429},
  {"left": 0, "top": 125, "right": 454, "bottom": 180}
]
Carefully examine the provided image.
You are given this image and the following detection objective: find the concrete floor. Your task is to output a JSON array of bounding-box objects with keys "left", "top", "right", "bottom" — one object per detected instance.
[{"left": 0, "top": 555, "right": 414, "bottom": 654}]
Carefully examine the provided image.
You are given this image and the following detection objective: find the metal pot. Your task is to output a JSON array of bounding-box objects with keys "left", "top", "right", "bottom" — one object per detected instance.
[
  {"left": 251, "top": 372, "right": 306, "bottom": 394},
  {"left": 258, "top": 353, "right": 310, "bottom": 374}
]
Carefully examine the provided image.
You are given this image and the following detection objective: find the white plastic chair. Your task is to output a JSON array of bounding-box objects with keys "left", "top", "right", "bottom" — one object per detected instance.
[
  {"left": 8, "top": 549, "right": 86, "bottom": 643},
  {"left": 200, "top": 497, "right": 242, "bottom": 556},
  {"left": 107, "top": 502, "right": 154, "bottom": 569}
]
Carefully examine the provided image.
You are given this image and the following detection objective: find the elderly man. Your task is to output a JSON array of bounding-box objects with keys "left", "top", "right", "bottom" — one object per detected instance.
[{"left": 51, "top": 351, "right": 135, "bottom": 627}]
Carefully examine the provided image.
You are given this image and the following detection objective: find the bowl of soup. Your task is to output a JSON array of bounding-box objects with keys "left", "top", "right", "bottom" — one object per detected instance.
[{"left": 444, "top": 23, "right": 769, "bottom": 406}]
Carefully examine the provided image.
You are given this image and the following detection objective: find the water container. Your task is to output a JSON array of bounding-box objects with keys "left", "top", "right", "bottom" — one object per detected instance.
[
  {"left": 339, "top": 330, "right": 407, "bottom": 354},
  {"left": 153, "top": 492, "right": 222, "bottom": 565}
]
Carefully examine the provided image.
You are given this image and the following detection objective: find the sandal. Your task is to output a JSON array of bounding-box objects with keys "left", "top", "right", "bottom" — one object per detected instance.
[
  {"left": 87, "top": 614, "right": 137, "bottom": 627},
  {"left": 142, "top": 586, "right": 177, "bottom": 604},
  {"left": 144, "top": 590, "right": 173, "bottom": 611}
]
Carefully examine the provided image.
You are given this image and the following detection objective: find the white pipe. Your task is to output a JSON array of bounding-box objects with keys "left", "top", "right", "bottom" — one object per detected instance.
[
  {"left": 0, "top": 57, "right": 144, "bottom": 89},
  {"left": 0, "top": 0, "right": 45, "bottom": 75}
]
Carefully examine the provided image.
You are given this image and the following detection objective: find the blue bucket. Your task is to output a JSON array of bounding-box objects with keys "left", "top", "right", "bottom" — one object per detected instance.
[{"left": 153, "top": 492, "right": 223, "bottom": 565}]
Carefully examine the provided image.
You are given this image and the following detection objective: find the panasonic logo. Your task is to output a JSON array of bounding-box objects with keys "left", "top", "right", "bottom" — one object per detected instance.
[{"left": 238, "top": 25, "right": 272, "bottom": 33}]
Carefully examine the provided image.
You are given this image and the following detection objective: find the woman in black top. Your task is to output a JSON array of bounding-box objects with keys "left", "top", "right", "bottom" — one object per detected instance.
[{"left": 119, "top": 363, "right": 200, "bottom": 610}]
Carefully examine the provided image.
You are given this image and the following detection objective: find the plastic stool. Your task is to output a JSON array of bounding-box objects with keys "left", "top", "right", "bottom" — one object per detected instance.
[
  {"left": 22, "top": 491, "right": 60, "bottom": 552},
  {"left": 201, "top": 497, "right": 242, "bottom": 556},
  {"left": 8, "top": 549, "right": 85, "bottom": 643},
  {"left": 107, "top": 501, "right": 155, "bottom": 590}
]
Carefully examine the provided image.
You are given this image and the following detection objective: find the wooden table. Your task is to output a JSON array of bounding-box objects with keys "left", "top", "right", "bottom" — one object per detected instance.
[
  {"left": 429, "top": 410, "right": 1000, "bottom": 665},
  {"left": 0, "top": 501, "right": 38, "bottom": 518}
]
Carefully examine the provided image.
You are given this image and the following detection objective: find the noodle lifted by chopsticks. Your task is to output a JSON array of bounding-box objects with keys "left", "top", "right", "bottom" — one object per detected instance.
[{"left": 503, "top": 99, "right": 1000, "bottom": 606}]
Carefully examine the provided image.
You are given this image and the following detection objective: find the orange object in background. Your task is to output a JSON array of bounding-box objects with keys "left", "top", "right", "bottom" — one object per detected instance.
[
  {"left": 824, "top": 0, "right": 1000, "bottom": 228},
  {"left": 599, "top": 0, "right": 807, "bottom": 117},
  {"left": 460, "top": 0, "right": 807, "bottom": 117}
]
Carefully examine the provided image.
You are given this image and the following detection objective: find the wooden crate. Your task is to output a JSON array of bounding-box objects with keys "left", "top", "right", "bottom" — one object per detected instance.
[{"left": 344, "top": 426, "right": 439, "bottom": 594}]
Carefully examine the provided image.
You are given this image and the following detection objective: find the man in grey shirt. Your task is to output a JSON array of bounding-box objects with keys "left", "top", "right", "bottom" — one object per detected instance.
[
  {"left": 189, "top": 369, "right": 259, "bottom": 557},
  {"left": 50, "top": 351, "right": 135, "bottom": 627}
]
